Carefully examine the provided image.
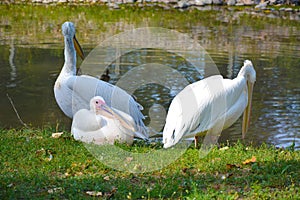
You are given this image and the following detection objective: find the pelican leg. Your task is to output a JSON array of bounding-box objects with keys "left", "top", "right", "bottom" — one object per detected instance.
[{"left": 194, "top": 136, "right": 199, "bottom": 148}]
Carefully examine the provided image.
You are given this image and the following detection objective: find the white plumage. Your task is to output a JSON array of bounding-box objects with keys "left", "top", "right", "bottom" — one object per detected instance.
[
  {"left": 71, "top": 96, "right": 141, "bottom": 145},
  {"left": 54, "top": 22, "right": 147, "bottom": 139},
  {"left": 163, "top": 60, "right": 256, "bottom": 148}
]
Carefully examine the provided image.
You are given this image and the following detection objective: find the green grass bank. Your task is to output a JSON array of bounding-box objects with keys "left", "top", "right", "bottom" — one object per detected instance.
[{"left": 0, "top": 128, "right": 299, "bottom": 199}]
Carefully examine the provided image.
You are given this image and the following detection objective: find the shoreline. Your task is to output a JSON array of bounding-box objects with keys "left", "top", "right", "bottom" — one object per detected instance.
[
  {"left": 1, "top": 0, "right": 300, "bottom": 12},
  {"left": 1, "top": 1, "right": 299, "bottom": 21}
]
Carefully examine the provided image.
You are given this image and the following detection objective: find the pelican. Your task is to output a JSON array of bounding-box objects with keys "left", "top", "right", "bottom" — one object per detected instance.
[
  {"left": 54, "top": 22, "right": 148, "bottom": 139},
  {"left": 71, "top": 96, "right": 143, "bottom": 145},
  {"left": 163, "top": 60, "right": 256, "bottom": 148}
]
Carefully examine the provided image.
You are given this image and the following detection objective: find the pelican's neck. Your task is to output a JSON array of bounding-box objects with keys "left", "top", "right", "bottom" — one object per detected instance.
[{"left": 61, "top": 36, "right": 76, "bottom": 77}]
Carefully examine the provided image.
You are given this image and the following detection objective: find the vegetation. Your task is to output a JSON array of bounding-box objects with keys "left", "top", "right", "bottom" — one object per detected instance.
[
  {"left": 1, "top": 128, "right": 299, "bottom": 199},
  {"left": 1, "top": 4, "right": 300, "bottom": 47}
]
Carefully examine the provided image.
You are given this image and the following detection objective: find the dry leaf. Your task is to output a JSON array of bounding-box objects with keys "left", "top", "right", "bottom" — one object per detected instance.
[
  {"left": 220, "top": 173, "right": 233, "bottom": 180},
  {"left": 105, "top": 187, "right": 117, "bottom": 198},
  {"left": 86, "top": 191, "right": 103, "bottom": 197},
  {"left": 242, "top": 156, "right": 256, "bottom": 165},
  {"left": 52, "top": 132, "right": 63, "bottom": 138},
  {"left": 133, "top": 164, "right": 142, "bottom": 171},
  {"left": 75, "top": 172, "right": 83, "bottom": 176},
  {"left": 125, "top": 157, "right": 133, "bottom": 162},
  {"left": 7, "top": 183, "right": 14, "bottom": 188},
  {"left": 36, "top": 148, "right": 45, "bottom": 155},
  {"left": 219, "top": 146, "right": 229, "bottom": 151},
  {"left": 48, "top": 187, "right": 63, "bottom": 194},
  {"left": 226, "top": 163, "right": 240, "bottom": 170},
  {"left": 104, "top": 176, "right": 110, "bottom": 181}
]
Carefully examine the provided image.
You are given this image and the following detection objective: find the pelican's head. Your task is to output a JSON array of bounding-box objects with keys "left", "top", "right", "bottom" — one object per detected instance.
[
  {"left": 62, "top": 22, "right": 76, "bottom": 38},
  {"left": 90, "top": 96, "right": 136, "bottom": 132},
  {"left": 239, "top": 60, "right": 256, "bottom": 138},
  {"left": 241, "top": 60, "right": 256, "bottom": 84},
  {"left": 61, "top": 21, "right": 84, "bottom": 60},
  {"left": 90, "top": 96, "right": 106, "bottom": 112}
]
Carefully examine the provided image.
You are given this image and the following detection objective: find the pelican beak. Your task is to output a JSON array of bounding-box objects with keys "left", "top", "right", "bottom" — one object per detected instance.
[
  {"left": 242, "top": 81, "right": 254, "bottom": 139},
  {"left": 102, "top": 104, "right": 135, "bottom": 132},
  {"left": 73, "top": 35, "right": 84, "bottom": 60}
]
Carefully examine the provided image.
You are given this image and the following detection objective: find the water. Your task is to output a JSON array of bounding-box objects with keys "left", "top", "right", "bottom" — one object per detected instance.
[{"left": 0, "top": 5, "right": 299, "bottom": 149}]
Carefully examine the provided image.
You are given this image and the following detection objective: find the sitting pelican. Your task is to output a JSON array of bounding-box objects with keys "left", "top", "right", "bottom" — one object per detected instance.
[
  {"left": 71, "top": 96, "right": 141, "bottom": 145},
  {"left": 163, "top": 60, "right": 256, "bottom": 148},
  {"left": 54, "top": 22, "right": 148, "bottom": 139}
]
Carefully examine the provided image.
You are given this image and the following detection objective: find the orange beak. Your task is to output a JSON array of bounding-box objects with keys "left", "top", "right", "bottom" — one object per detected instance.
[
  {"left": 242, "top": 81, "right": 254, "bottom": 139},
  {"left": 73, "top": 35, "right": 84, "bottom": 60},
  {"left": 102, "top": 104, "right": 135, "bottom": 132}
]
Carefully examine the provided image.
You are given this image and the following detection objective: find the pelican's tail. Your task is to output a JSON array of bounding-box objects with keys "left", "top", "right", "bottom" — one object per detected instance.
[{"left": 133, "top": 130, "right": 149, "bottom": 141}]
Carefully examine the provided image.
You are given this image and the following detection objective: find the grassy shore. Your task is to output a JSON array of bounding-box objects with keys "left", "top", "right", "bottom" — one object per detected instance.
[{"left": 0, "top": 128, "right": 299, "bottom": 199}]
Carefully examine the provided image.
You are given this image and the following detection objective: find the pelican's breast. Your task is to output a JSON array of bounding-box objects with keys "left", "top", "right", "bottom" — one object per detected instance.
[{"left": 72, "top": 109, "right": 103, "bottom": 132}]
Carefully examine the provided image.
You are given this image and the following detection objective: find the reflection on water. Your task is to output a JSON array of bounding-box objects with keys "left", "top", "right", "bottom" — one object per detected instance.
[{"left": 0, "top": 6, "right": 299, "bottom": 149}]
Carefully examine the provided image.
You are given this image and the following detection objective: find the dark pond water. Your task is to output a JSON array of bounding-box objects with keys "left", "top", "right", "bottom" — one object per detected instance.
[{"left": 0, "top": 5, "right": 299, "bottom": 149}]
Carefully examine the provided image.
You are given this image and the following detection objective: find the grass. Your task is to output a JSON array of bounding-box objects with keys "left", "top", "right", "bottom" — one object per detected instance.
[
  {"left": 0, "top": 128, "right": 299, "bottom": 199},
  {"left": 1, "top": 4, "right": 300, "bottom": 47}
]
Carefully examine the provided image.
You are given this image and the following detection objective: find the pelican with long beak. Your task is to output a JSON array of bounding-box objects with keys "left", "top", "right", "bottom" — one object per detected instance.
[
  {"left": 54, "top": 22, "right": 148, "bottom": 140},
  {"left": 163, "top": 60, "right": 256, "bottom": 148},
  {"left": 71, "top": 96, "right": 144, "bottom": 145}
]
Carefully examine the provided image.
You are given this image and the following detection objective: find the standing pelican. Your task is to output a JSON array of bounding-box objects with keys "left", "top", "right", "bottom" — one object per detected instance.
[
  {"left": 71, "top": 96, "right": 142, "bottom": 145},
  {"left": 54, "top": 22, "right": 148, "bottom": 139},
  {"left": 163, "top": 60, "right": 256, "bottom": 148}
]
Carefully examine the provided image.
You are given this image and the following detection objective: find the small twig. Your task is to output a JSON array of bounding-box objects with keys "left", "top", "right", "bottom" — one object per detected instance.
[{"left": 6, "top": 93, "right": 29, "bottom": 128}]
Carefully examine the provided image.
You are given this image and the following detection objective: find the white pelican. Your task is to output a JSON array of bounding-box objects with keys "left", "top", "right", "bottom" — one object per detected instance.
[
  {"left": 163, "top": 60, "right": 256, "bottom": 148},
  {"left": 54, "top": 22, "right": 148, "bottom": 139},
  {"left": 71, "top": 96, "right": 139, "bottom": 145}
]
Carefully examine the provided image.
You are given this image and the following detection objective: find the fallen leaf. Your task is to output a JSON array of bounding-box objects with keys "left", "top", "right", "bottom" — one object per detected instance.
[
  {"left": 71, "top": 162, "right": 78, "bottom": 168},
  {"left": 181, "top": 167, "right": 188, "bottom": 173},
  {"left": 133, "top": 164, "right": 142, "bottom": 171},
  {"left": 36, "top": 148, "right": 45, "bottom": 155},
  {"left": 220, "top": 173, "right": 233, "bottom": 180},
  {"left": 7, "top": 183, "right": 14, "bottom": 188},
  {"left": 105, "top": 187, "right": 117, "bottom": 198},
  {"left": 219, "top": 146, "right": 229, "bottom": 151},
  {"left": 125, "top": 157, "right": 133, "bottom": 162},
  {"left": 242, "top": 156, "right": 256, "bottom": 165},
  {"left": 75, "top": 172, "right": 83, "bottom": 176},
  {"left": 52, "top": 132, "right": 63, "bottom": 138},
  {"left": 226, "top": 163, "right": 240, "bottom": 170},
  {"left": 86, "top": 191, "right": 103, "bottom": 197},
  {"left": 104, "top": 176, "right": 110, "bottom": 181},
  {"left": 110, "top": 187, "right": 117, "bottom": 193},
  {"left": 212, "top": 184, "right": 221, "bottom": 190},
  {"left": 48, "top": 187, "right": 63, "bottom": 194}
]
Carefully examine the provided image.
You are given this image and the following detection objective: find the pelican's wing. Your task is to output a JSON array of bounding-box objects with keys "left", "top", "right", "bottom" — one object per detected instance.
[
  {"left": 72, "top": 109, "right": 103, "bottom": 132},
  {"left": 164, "top": 75, "right": 247, "bottom": 147},
  {"left": 65, "top": 75, "right": 148, "bottom": 138},
  {"left": 163, "top": 76, "right": 222, "bottom": 146},
  {"left": 186, "top": 75, "right": 247, "bottom": 136},
  {"left": 220, "top": 77, "right": 248, "bottom": 129}
]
